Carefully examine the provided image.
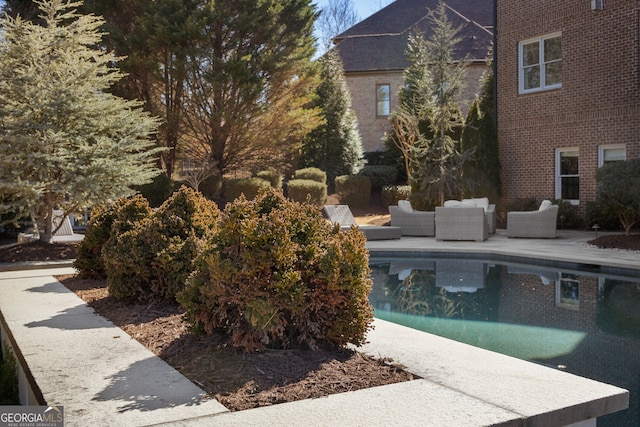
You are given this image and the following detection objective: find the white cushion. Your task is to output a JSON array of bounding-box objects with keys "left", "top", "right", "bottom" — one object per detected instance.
[
  {"left": 443, "top": 200, "right": 461, "bottom": 207},
  {"left": 539, "top": 200, "right": 553, "bottom": 211},
  {"left": 459, "top": 199, "right": 477, "bottom": 207},
  {"left": 398, "top": 200, "right": 413, "bottom": 213},
  {"left": 463, "top": 197, "right": 489, "bottom": 212}
]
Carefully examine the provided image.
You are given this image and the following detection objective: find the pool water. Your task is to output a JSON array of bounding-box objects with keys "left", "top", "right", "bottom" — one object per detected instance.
[{"left": 369, "top": 256, "right": 640, "bottom": 427}]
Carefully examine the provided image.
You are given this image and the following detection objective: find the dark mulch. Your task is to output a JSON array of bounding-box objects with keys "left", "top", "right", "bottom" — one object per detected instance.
[
  {"left": 0, "top": 240, "right": 78, "bottom": 263},
  {"left": 56, "top": 275, "right": 416, "bottom": 411},
  {"left": 585, "top": 233, "right": 640, "bottom": 251}
]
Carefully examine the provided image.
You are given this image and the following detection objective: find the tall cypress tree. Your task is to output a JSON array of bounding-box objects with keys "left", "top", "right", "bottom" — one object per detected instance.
[
  {"left": 0, "top": 0, "right": 163, "bottom": 242},
  {"left": 301, "top": 50, "right": 365, "bottom": 183}
]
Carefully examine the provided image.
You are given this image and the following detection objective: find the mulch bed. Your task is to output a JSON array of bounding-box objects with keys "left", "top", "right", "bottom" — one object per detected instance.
[{"left": 55, "top": 274, "right": 416, "bottom": 411}]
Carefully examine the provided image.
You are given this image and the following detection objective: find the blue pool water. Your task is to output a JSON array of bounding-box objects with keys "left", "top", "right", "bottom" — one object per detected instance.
[{"left": 369, "top": 255, "right": 640, "bottom": 427}]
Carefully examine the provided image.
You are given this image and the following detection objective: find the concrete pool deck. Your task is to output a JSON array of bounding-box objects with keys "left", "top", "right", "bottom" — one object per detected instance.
[{"left": 0, "top": 229, "right": 634, "bottom": 426}]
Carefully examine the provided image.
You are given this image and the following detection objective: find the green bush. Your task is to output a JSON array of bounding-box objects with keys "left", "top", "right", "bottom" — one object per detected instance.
[
  {"left": 178, "top": 189, "right": 374, "bottom": 353},
  {"left": 335, "top": 175, "right": 371, "bottom": 209},
  {"left": 224, "top": 177, "right": 272, "bottom": 202},
  {"left": 287, "top": 179, "right": 327, "bottom": 206},
  {"left": 0, "top": 343, "right": 19, "bottom": 405},
  {"left": 381, "top": 185, "right": 411, "bottom": 208},
  {"left": 103, "top": 186, "right": 220, "bottom": 301},
  {"left": 553, "top": 199, "right": 584, "bottom": 229},
  {"left": 505, "top": 197, "right": 539, "bottom": 212},
  {"left": 585, "top": 200, "right": 622, "bottom": 231},
  {"left": 595, "top": 160, "right": 640, "bottom": 235},
  {"left": 255, "top": 170, "right": 283, "bottom": 189},
  {"left": 408, "top": 191, "right": 437, "bottom": 211},
  {"left": 199, "top": 174, "right": 223, "bottom": 202},
  {"left": 74, "top": 195, "right": 151, "bottom": 278},
  {"left": 359, "top": 165, "right": 398, "bottom": 190},
  {"left": 294, "top": 167, "right": 326, "bottom": 184},
  {"left": 134, "top": 173, "right": 175, "bottom": 208}
]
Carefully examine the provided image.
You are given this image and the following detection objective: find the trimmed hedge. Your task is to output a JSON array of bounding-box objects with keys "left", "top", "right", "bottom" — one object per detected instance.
[
  {"left": 178, "top": 189, "right": 374, "bottom": 352},
  {"left": 103, "top": 186, "right": 220, "bottom": 301},
  {"left": 335, "top": 175, "right": 371, "bottom": 209},
  {"left": 224, "top": 177, "right": 272, "bottom": 202},
  {"left": 255, "top": 170, "right": 283, "bottom": 189},
  {"left": 287, "top": 179, "right": 327, "bottom": 206},
  {"left": 293, "top": 167, "right": 326, "bottom": 184}
]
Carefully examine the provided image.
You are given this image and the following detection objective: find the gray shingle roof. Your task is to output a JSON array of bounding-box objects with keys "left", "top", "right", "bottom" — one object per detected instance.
[{"left": 333, "top": 0, "right": 494, "bottom": 73}]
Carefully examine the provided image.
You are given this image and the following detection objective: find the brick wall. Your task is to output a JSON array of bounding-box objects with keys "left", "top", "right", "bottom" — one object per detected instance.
[
  {"left": 496, "top": 0, "right": 640, "bottom": 212},
  {"left": 345, "top": 64, "right": 488, "bottom": 153}
]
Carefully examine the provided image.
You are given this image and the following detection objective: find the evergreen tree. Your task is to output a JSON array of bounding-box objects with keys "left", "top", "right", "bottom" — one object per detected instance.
[
  {"left": 390, "top": 2, "right": 469, "bottom": 207},
  {"left": 462, "top": 63, "right": 501, "bottom": 202},
  {"left": 0, "top": 0, "right": 162, "bottom": 243},
  {"left": 301, "top": 50, "right": 365, "bottom": 183}
]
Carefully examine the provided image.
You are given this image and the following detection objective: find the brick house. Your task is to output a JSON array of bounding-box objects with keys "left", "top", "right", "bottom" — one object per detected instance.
[
  {"left": 333, "top": 0, "right": 494, "bottom": 152},
  {"left": 496, "top": 0, "right": 640, "bottom": 213}
]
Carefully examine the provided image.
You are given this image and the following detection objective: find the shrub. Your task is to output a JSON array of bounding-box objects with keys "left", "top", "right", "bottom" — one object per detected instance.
[
  {"left": 74, "top": 195, "right": 151, "bottom": 278},
  {"left": 585, "top": 200, "right": 622, "bottom": 231},
  {"left": 178, "top": 189, "right": 374, "bottom": 353},
  {"left": 294, "top": 167, "right": 326, "bottom": 184},
  {"left": 553, "top": 199, "right": 584, "bottom": 230},
  {"left": 287, "top": 179, "right": 327, "bottom": 206},
  {"left": 408, "top": 191, "right": 437, "bottom": 211},
  {"left": 595, "top": 160, "right": 640, "bottom": 235},
  {"left": 335, "top": 175, "right": 371, "bottom": 209},
  {"left": 255, "top": 170, "right": 283, "bottom": 189},
  {"left": 0, "top": 343, "right": 19, "bottom": 405},
  {"left": 224, "top": 177, "right": 272, "bottom": 202},
  {"left": 104, "top": 186, "right": 220, "bottom": 301},
  {"left": 381, "top": 185, "right": 411, "bottom": 208},
  {"left": 359, "top": 165, "right": 398, "bottom": 190},
  {"left": 505, "top": 197, "right": 539, "bottom": 212},
  {"left": 199, "top": 174, "right": 223, "bottom": 202},
  {"left": 134, "top": 173, "right": 175, "bottom": 208}
]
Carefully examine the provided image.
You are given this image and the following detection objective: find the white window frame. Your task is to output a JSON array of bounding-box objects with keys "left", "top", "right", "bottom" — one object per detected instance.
[
  {"left": 376, "top": 84, "right": 390, "bottom": 117},
  {"left": 519, "top": 32, "right": 562, "bottom": 94},
  {"left": 555, "top": 148, "right": 579, "bottom": 204},
  {"left": 598, "top": 144, "right": 626, "bottom": 167}
]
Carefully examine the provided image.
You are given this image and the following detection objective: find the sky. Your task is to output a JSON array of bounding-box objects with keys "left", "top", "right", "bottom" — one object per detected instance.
[{"left": 313, "top": 0, "right": 392, "bottom": 22}]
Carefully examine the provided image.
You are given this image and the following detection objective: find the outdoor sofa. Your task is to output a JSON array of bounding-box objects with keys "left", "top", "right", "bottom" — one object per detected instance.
[
  {"left": 435, "top": 206, "right": 488, "bottom": 242},
  {"left": 323, "top": 205, "right": 402, "bottom": 240},
  {"left": 443, "top": 197, "right": 496, "bottom": 233}
]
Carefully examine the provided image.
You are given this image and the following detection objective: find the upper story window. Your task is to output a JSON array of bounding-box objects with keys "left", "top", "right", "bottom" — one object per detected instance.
[
  {"left": 598, "top": 144, "right": 626, "bottom": 167},
  {"left": 519, "top": 33, "right": 562, "bottom": 94},
  {"left": 376, "top": 84, "right": 390, "bottom": 116}
]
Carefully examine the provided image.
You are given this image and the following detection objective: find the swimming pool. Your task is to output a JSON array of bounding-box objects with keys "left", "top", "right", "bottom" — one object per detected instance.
[{"left": 369, "top": 254, "right": 640, "bottom": 427}]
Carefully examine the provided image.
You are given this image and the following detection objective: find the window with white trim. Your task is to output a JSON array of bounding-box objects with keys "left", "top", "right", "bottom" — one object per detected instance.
[
  {"left": 556, "top": 148, "right": 579, "bottom": 201},
  {"left": 376, "top": 84, "right": 390, "bottom": 116},
  {"left": 519, "top": 33, "right": 562, "bottom": 93},
  {"left": 598, "top": 144, "right": 626, "bottom": 167}
]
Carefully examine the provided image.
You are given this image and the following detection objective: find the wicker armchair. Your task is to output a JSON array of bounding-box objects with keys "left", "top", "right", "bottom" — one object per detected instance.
[
  {"left": 435, "top": 207, "right": 488, "bottom": 242},
  {"left": 389, "top": 201, "right": 435, "bottom": 236},
  {"left": 507, "top": 203, "right": 559, "bottom": 238}
]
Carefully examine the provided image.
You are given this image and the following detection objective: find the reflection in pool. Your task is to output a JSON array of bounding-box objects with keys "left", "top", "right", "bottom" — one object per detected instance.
[{"left": 369, "top": 256, "right": 640, "bottom": 427}]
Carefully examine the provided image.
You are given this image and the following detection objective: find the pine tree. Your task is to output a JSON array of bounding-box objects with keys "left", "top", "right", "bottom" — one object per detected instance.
[
  {"left": 391, "top": 1, "right": 469, "bottom": 207},
  {"left": 462, "top": 63, "right": 501, "bottom": 202},
  {"left": 301, "top": 50, "right": 365, "bottom": 183},
  {"left": 0, "top": 0, "right": 163, "bottom": 243}
]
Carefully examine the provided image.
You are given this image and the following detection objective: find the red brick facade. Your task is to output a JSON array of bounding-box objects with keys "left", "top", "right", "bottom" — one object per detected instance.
[{"left": 496, "top": 0, "right": 640, "bottom": 213}]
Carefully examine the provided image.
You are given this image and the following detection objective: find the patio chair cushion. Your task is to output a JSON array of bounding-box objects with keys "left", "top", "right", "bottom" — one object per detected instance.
[
  {"left": 398, "top": 200, "right": 413, "bottom": 213},
  {"left": 539, "top": 200, "right": 553, "bottom": 211}
]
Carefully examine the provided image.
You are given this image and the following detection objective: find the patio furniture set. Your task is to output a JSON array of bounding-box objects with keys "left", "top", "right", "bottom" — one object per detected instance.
[{"left": 324, "top": 198, "right": 559, "bottom": 241}]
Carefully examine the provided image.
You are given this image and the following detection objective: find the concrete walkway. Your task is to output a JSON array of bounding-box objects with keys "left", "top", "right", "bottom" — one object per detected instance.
[{"left": 0, "top": 230, "right": 635, "bottom": 426}]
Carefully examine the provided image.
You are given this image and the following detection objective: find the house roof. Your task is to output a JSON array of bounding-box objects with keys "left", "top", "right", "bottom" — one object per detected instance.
[{"left": 333, "top": 0, "right": 494, "bottom": 73}]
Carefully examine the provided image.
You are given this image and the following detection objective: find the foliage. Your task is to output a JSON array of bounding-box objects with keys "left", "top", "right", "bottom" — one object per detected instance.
[
  {"left": 224, "top": 178, "right": 272, "bottom": 203},
  {"left": 505, "top": 197, "right": 539, "bottom": 212},
  {"left": 181, "top": 0, "right": 322, "bottom": 178},
  {"left": 294, "top": 167, "right": 327, "bottom": 184},
  {"left": 178, "top": 189, "right": 374, "bottom": 352},
  {"left": 461, "top": 63, "right": 501, "bottom": 202},
  {"left": 255, "top": 170, "right": 284, "bottom": 189},
  {"left": 359, "top": 165, "right": 398, "bottom": 190},
  {"left": 553, "top": 199, "right": 584, "bottom": 230},
  {"left": 585, "top": 200, "right": 622, "bottom": 231},
  {"left": 335, "top": 175, "right": 371, "bottom": 209},
  {"left": 0, "top": 343, "right": 19, "bottom": 405},
  {"left": 286, "top": 179, "right": 328, "bottom": 206},
  {"left": 595, "top": 160, "right": 640, "bottom": 235},
  {"left": 135, "top": 174, "right": 175, "bottom": 208},
  {"left": 0, "top": 0, "right": 163, "bottom": 243},
  {"left": 74, "top": 196, "right": 151, "bottom": 279},
  {"left": 381, "top": 185, "right": 411, "bottom": 208},
  {"left": 300, "top": 50, "right": 365, "bottom": 183},
  {"left": 104, "top": 186, "right": 220, "bottom": 301}
]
